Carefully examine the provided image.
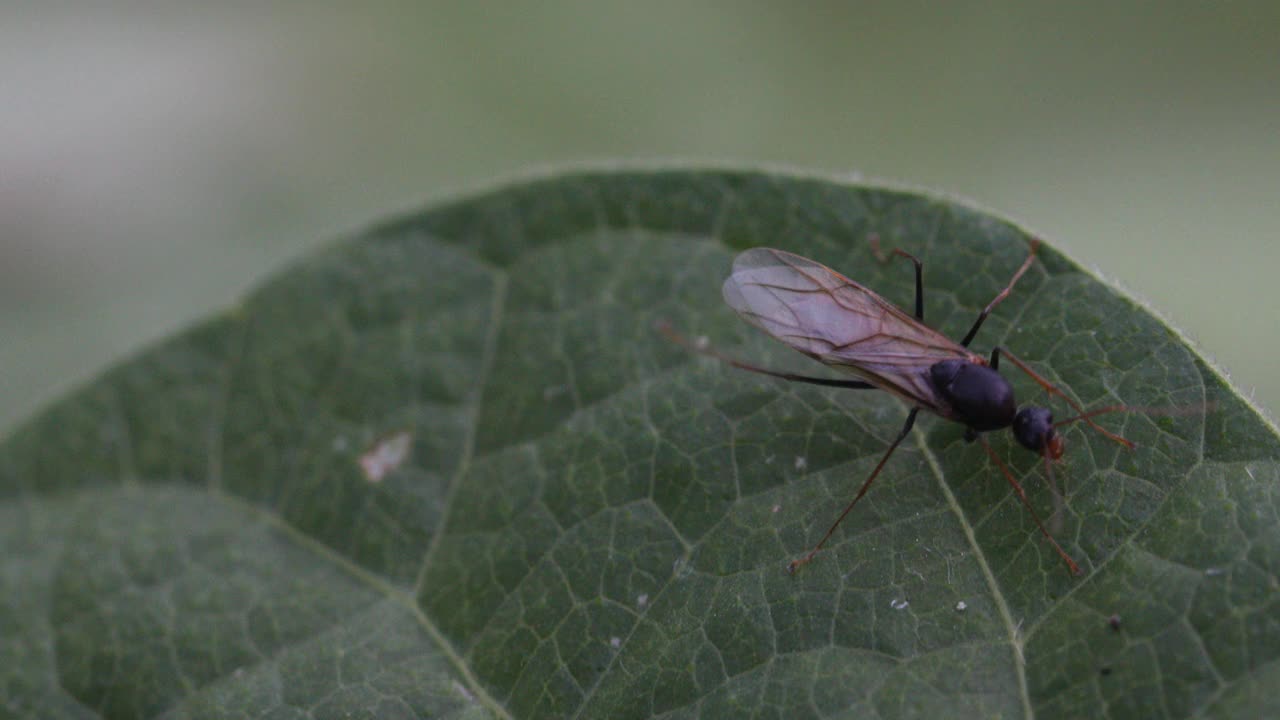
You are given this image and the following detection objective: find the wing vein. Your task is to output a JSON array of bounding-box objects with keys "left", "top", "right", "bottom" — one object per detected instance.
[{"left": 723, "top": 247, "right": 981, "bottom": 414}]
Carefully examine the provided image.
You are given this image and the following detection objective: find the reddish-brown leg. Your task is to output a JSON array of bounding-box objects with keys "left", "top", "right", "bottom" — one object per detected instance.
[
  {"left": 1041, "top": 450, "right": 1066, "bottom": 535},
  {"left": 959, "top": 239, "right": 1041, "bottom": 347},
  {"left": 787, "top": 408, "right": 920, "bottom": 574},
  {"left": 979, "top": 435, "right": 1082, "bottom": 576}
]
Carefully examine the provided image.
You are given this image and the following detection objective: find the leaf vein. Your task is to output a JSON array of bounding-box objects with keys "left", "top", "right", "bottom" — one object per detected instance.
[{"left": 912, "top": 426, "right": 1035, "bottom": 720}]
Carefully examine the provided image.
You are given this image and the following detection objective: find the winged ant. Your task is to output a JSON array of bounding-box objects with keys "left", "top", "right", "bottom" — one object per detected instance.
[{"left": 660, "top": 237, "right": 1155, "bottom": 576}]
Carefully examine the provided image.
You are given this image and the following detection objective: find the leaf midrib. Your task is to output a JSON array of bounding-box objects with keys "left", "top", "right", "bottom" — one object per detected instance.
[{"left": 912, "top": 427, "right": 1034, "bottom": 720}]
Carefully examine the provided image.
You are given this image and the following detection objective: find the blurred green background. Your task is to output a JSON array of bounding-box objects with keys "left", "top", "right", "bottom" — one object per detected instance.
[{"left": 2, "top": 2, "right": 1277, "bottom": 433}]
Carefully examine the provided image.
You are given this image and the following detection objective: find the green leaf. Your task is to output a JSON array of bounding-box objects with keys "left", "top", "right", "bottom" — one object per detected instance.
[{"left": 3, "top": 169, "right": 1277, "bottom": 719}]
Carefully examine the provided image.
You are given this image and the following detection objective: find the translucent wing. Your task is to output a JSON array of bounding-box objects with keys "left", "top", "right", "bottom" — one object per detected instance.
[{"left": 722, "top": 248, "right": 983, "bottom": 415}]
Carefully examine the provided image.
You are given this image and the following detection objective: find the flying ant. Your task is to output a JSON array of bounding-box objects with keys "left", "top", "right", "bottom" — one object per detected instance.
[{"left": 661, "top": 238, "right": 1146, "bottom": 575}]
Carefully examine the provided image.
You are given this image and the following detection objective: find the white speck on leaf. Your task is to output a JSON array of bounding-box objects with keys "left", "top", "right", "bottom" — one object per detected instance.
[
  {"left": 1205, "top": 567, "right": 1226, "bottom": 577},
  {"left": 890, "top": 598, "right": 909, "bottom": 611},
  {"left": 794, "top": 456, "right": 807, "bottom": 471},
  {"left": 359, "top": 431, "right": 412, "bottom": 483},
  {"left": 610, "top": 636, "right": 621, "bottom": 648},
  {"left": 771, "top": 504, "right": 782, "bottom": 513},
  {"left": 955, "top": 601, "right": 967, "bottom": 611},
  {"left": 695, "top": 335, "right": 710, "bottom": 350},
  {"left": 637, "top": 593, "right": 649, "bottom": 608}
]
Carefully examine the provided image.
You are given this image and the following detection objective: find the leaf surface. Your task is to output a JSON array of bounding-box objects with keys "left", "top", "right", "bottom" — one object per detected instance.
[{"left": 3, "top": 170, "right": 1277, "bottom": 719}]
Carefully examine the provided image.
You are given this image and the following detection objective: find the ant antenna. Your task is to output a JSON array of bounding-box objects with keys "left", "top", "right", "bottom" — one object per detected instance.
[{"left": 996, "top": 348, "right": 1135, "bottom": 449}]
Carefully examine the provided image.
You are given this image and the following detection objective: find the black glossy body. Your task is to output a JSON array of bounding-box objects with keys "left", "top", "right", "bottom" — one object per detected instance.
[
  {"left": 930, "top": 360, "right": 1017, "bottom": 431},
  {"left": 930, "top": 358, "right": 1058, "bottom": 452}
]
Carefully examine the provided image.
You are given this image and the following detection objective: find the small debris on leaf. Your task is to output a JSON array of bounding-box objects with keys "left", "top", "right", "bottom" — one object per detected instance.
[{"left": 359, "top": 431, "right": 412, "bottom": 482}]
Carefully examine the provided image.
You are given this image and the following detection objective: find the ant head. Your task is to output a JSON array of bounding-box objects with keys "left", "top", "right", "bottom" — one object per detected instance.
[{"left": 1013, "top": 405, "right": 1064, "bottom": 459}]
